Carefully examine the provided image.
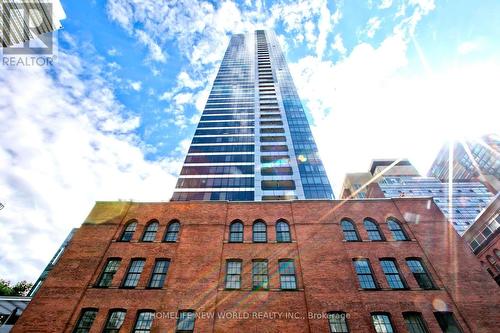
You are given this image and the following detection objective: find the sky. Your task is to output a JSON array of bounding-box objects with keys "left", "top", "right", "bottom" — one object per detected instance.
[{"left": 0, "top": 0, "right": 499, "bottom": 282}]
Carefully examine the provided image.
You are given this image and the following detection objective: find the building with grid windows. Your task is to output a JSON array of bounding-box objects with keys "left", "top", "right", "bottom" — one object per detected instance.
[
  {"left": 12, "top": 32, "right": 500, "bottom": 333},
  {"left": 12, "top": 199, "right": 500, "bottom": 332},
  {"left": 171, "top": 30, "right": 333, "bottom": 202},
  {"left": 428, "top": 134, "right": 500, "bottom": 194},
  {"left": 0, "top": 0, "right": 66, "bottom": 47},
  {"left": 340, "top": 159, "right": 494, "bottom": 235},
  {"left": 463, "top": 194, "right": 500, "bottom": 285}
]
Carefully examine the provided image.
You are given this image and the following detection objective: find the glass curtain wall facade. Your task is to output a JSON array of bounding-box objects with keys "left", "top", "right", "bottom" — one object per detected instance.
[
  {"left": 428, "top": 134, "right": 500, "bottom": 193},
  {"left": 172, "top": 30, "right": 333, "bottom": 201},
  {"left": 379, "top": 176, "right": 493, "bottom": 234}
]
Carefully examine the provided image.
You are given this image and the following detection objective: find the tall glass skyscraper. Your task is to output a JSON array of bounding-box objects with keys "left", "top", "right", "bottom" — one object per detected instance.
[
  {"left": 428, "top": 134, "right": 500, "bottom": 194},
  {"left": 171, "top": 30, "right": 334, "bottom": 201}
]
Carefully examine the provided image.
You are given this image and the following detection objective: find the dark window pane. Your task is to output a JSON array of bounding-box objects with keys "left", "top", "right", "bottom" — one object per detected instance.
[
  {"left": 120, "top": 221, "right": 137, "bottom": 241},
  {"left": 133, "top": 311, "right": 155, "bottom": 333},
  {"left": 103, "top": 310, "right": 126, "bottom": 333},
  {"left": 98, "top": 259, "right": 121, "bottom": 287},
  {"left": 73, "top": 309, "right": 97, "bottom": 333},
  {"left": 229, "top": 222, "right": 244, "bottom": 242},
  {"left": 364, "top": 220, "right": 383, "bottom": 241},
  {"left": 165, "top": 222, "right": 180, "bottom": 242},
  {"left": 176, "top": 311, "right": 195, "bottom": 332},
  {"left": 253, "top": 222, "right": 267, "bottom": 242},
  {"left": 388, "top": 219, "right": 408, "bottom": 241},
  {"left": 354, "top": 259, "right": 377, "bottom": 289},
  {"left": 252, "top": 261, "right": 269, "bottom": 290},
  {"left": 380, "top": 259, "right": 405, "bottom": 289},
  {"left": 276, "top": 221, "right": 291, "bottom": 242},
  {"left": 279, "top": 260, "right": 297, "bottom": 289},
  {"left": 434, "top": 312, "right": 463, "bottom": 333},
  {"left": 142, "top": 222, "right": 158, "bottom": 242},
  {"left": 406, "top": 259, "right": 436, "bottom": 289},
  {"left": 225, "top": 261, "right": 241, "bottom": 289},
  {"left": 123, "top": 259, "right": 145, "bottom": 288},
  {"left": 261, "top": 180, "right": 295, "bottom": 190},
  {"left": 404, "top": 312, "right": 429, "bottom": 333},
  {"left": 341, "top": 220, "right": 359, "bottom": 241},
  {"left": 371, "top": 314, "right": 394, "bottom": 333},
  {"left": 328, "top": 312, "right": 349, "bottom": 333},
  {"left": 148, "top": 260, "right": 170, "bottom": 288}
]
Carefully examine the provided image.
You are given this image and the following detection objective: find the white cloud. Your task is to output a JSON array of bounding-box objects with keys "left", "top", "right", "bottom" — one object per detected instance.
[
  {"left": 174, "top": 92, "right": 194, "bottom": 105},
  {"left": 379, "top": 0, "right": 393, "bottom": 9},
  {"left": 364, "top": 17, "right": 381, "bottom": 38},
  {"left": 316, "top": 0, "right": 332, "bottom": 59},
  {"left": 287, "top": 1, "right": 480, "bottom": 195},
  {"left": 458, "top": 41, "right": 479, "bottom": 55},
  {"left": 129, "top": 80, "right": 142, "bottom": 91},
  {"left": 331, "top": 7, "right": 342, "bottom": 25},
  {"left": 408, "top": 0, "right": 435, "bottom": 13},
  {"left": 106, "top": 0, "right": 253, "bottom": 68},
  {"left": 107, "top": 47, "right": 120, "bottom": 56},
  {"left": 331, "top": 33, "right": 347, "bottom": 55},
  {"left": 395, "top": 0, "right": 435, "bottom": 36},
  {"left": 135, "top": 29, "right": 167, "bottom": 63},
  {"left": 0, "top": 45, "right": 178, "bottom": 282},
  {"left": 159, "top": 91, "right": 173, "bottom": 101},
  {"left": 177, "top": 71, "right": 203, "bottom": 89}
]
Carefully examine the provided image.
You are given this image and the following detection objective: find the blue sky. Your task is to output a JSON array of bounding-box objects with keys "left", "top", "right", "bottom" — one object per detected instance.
[{"left": 0, "top": 0, "right": 499, "bottom": 282}]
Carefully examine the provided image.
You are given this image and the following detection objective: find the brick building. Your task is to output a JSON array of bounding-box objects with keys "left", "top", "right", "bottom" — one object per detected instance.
[
  {"left": 463, "top": 194, "right": 500, "bottom": 285},
  {"left": 13, "top": 198, "right": 500, "bottom": 332}
]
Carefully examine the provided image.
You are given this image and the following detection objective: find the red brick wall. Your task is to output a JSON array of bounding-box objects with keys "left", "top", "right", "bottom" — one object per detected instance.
[{"left": 13, "top": 199, "right": 500, "bottom": 333}]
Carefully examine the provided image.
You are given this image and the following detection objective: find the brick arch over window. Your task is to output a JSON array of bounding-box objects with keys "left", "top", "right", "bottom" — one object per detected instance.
[
  {"left": 253, "top": 220, "right": 267, "bottom": 243},
  {"left": 276, "top": 219, "right": 291, "bottom": 242},
  {"left": 340, "top": 218, "right": 360, "bottom": 241},
  {"left": 387, "top": 217, "right": 409, "bottom": 241},
  {"left": 164, "top": 220, "right": 180, "bottom": 242},
  {"left": 229, "top": 220, "right": 244, "bottom": 243},
  {"left": 141, "top": 219, "right": 159, "bottom": 242},
  {"left": 363, "top": 218, "right": 384, "bottom": 241},
  {"left": 120, "top": 219, "right": 137, "bottom": 242}
]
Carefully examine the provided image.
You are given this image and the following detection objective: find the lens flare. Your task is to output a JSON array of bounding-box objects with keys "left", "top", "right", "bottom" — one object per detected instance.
[{"left": 298, "top": 155, "right": 307, "bottom": 162}]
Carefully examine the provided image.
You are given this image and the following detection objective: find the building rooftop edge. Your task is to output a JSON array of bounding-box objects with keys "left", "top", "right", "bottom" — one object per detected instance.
[{"left": 92, "top": 197, "right": 434, "bottom": 205}]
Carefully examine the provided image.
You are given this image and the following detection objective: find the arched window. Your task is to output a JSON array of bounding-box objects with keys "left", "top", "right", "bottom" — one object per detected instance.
[
  {"left": 164, "top": 221, "right": 180, "bottom": 242},
  {"left": 253, "top": 220, "right": 267, "bottom": 243},
  {"left": 229, "top": 221, "right": 244, "bottom": 243},
  {"left": 276, "top": 220, "right": 291, "bottom": 242},
  {"left": 494, "top": 249, "right": 500, "bottom": 259},
  {"left": 341, "top": 219, "right": 360, "bottom": 241},
  {"left": 364, "top": 219, "right": 384, "bottom": 241},
  {"left": 120, "top": 220, "right": 137, "bottom": 242},
  {"left": 387, "top": 218, "right": 409, "bottom": 241},
  {"left": 141, "top": 220, "right": 159, "bottom": 242}
]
